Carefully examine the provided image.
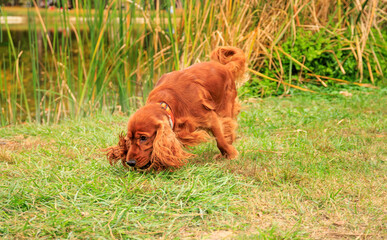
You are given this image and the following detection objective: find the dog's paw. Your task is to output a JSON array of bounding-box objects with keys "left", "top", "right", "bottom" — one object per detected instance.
[
  {"left": 213, "top": 153, "right": 223, "bottom": 160},
  {"left": 213, "top": 147, "right": 238, "bottom": 160},
  {"left": 226, "top": 147, "right": 239, "bottom": 159}
]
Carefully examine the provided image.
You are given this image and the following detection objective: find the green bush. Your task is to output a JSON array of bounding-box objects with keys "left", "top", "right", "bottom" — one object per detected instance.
[{"left": 241, "top": 28, "right": 386, "bottom": 98}]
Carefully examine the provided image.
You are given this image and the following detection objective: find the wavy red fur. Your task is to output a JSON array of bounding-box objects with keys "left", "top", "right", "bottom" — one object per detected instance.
[{"left": 105, "top": 46, "right": 246, "bottom": 171}]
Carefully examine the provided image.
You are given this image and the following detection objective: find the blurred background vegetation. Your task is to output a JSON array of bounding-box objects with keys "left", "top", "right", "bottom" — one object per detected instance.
[{"left": 0, "top": 0, "right": 386, "bottom": 126}]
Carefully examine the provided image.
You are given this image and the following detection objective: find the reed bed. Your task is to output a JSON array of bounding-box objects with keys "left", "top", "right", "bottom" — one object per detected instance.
[{"left": 0, "top": 0, "right": 385, "bottom": 126}]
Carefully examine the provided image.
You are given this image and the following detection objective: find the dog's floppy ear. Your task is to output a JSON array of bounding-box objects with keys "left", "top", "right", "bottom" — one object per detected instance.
[
  {"left": 151, "top": 120, "right": 193, "bottom": 170},
  {"left": 104, "top": 133, "right": 128, "bottom": 167}
]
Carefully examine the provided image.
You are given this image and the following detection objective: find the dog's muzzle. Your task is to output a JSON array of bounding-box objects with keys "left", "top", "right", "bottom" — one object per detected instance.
[
  {"left": 139, "top": 161, "right": 152, "bottom": 170},
  {"left": 126, "top": 159, "right": 152, "bottom": 170},
  {"left": 126, "top": 159, "right": 136, "bottom": 167}
]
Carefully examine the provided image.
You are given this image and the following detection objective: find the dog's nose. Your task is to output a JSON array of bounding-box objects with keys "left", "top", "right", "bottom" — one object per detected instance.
[{"left": 126, "top": 159, "right": 136, "bottom": 167}]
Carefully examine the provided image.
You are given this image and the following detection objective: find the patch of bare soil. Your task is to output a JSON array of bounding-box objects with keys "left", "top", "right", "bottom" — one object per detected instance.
[
  {"left": 0, "top": 136, "right": 54, "bottom": 164},
  {"left": 0, "top": 135, "right": 51, "bottom": 151}
]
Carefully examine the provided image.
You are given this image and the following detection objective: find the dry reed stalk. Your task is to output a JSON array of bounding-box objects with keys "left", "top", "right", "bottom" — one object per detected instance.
[
  {"left": 306, "top": 73, "right": 378, "bottom": 88},
  {"left": 248, "top": 68, "right": 316, "bottom": 93}
]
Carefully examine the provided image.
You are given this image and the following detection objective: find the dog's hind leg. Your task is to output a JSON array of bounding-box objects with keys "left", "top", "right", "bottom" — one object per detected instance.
[{"left": 208, "top": 112, "right": 238, "bottom": 159}]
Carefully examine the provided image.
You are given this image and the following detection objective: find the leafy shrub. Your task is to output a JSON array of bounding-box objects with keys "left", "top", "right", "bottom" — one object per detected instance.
[{"left": 241, "top": 28, "right": 386, "bottom": 98}]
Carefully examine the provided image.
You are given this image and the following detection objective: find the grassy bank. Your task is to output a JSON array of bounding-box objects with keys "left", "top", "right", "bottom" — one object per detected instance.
[{"left": 0, "top": 90, "right": 385, "bottom": 239}]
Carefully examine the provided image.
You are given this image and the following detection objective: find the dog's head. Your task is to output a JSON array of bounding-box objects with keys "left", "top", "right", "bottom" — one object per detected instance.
[{"left": 115, "top": 103, "right": 191, "bottom": 171}]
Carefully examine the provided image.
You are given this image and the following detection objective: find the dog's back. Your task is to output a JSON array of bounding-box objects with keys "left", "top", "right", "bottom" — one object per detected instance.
[{"left": 149, "top": 47, "right": 245, "bottom": 117}]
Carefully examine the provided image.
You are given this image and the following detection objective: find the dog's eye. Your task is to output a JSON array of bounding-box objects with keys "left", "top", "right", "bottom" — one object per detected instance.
[{"left": 139, "top": 136, "right": 148, "bottom": 142}]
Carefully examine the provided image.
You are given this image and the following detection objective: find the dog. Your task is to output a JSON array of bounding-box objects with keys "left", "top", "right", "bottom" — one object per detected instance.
[{"left": 105, "top": 46, "right": 246, "bottom": 170}]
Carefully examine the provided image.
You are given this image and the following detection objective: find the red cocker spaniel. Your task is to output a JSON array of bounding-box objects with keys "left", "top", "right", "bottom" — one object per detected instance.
[{"left": 106, "top": 46, "right": 246, "bottom": 170}]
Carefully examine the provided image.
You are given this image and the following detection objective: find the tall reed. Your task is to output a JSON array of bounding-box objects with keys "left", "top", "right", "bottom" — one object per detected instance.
[{"left": 0, "top": 0, "right": 385, "bottom": 126}]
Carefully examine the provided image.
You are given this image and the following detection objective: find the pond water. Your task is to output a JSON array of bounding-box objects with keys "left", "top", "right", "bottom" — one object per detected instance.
[
  {"left": 0, "top": 7, "right": 178, "bottom": 125},
  {"left": 1, "top": 28, "right": 90, "bottom": 119},
  {"left": 0, "top": 25, "right": 158, "bottom": 125}
]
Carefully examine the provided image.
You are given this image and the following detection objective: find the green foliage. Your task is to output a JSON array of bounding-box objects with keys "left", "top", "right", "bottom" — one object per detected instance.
[
  {"left": 1, "top": 0, "right": 386, "bottom": 125},
  {"left": 288, "top": 30, "right": 354, "bottom": 78},
  {"left": 240, "top": 76, "right": 283, "bottom": 98},
  {"left": 241, "top": 28, "right": 386, "bottom": 98}
]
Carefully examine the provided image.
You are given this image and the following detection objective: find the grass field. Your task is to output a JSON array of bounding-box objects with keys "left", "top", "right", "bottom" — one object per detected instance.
[{"left": 0, "top": 89, "right": 386, "bottom": 239}]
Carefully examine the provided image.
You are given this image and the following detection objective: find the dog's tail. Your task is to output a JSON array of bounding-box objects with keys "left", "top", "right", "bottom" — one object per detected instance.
[{"left": 210, "top": 46, "right": 246, "bottom": 80}]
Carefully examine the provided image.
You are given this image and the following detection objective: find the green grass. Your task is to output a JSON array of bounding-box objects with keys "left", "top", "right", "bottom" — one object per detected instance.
[{"left": 0, "top": 90, "right": 386, "bottom": 239}]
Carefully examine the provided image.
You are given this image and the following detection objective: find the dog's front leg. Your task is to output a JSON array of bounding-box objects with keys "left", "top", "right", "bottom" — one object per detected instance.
[{"left": 208, "top": 112, "right": 238, "bottom": 159}]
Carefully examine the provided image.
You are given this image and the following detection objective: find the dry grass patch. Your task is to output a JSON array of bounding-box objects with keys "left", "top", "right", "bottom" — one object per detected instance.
[
  {"left": 0, "top": 136, "right": 51, "bottom": 152},
  {"left": 0, "top": 148, "right": 14, "bottom": 164}
]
